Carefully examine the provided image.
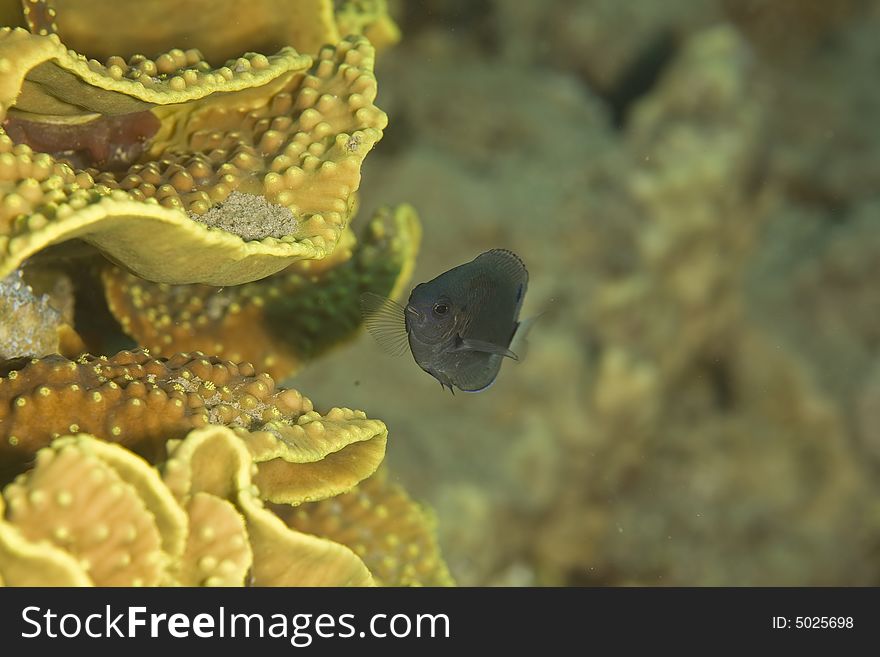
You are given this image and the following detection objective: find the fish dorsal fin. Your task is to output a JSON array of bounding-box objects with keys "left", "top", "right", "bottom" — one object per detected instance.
[
  {"left": 478, "top": 249, "right": 528, "bottom": 286},
  {"left": 473, "top": 249, "right": 529, "bottom": 319},
  {"left": 359, "top": 292, "right": 410, "bottom": 357}
]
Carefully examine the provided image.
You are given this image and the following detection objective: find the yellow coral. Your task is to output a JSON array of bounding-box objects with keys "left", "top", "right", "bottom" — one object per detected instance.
[
  {"left": 279, "top": 468, "right": 455, "bottom": 586},
  {"left": 0, "top": 0, "right": 453, "bottom": 590},
  {"left": 0, "top": 27, "right": 386, "bottom": 285},
  {"left": 178, "top": 492, "right": 251, "bottom": 586},
  {"left": 0, "top": 427, "right": 384, "bottom": 586},
  {"left": 163, "top": 425, "right": 375, "bottom": 586},
  {"left": 0, "top": 350, "right": 387, "bottom": 499},
  {"left": 3, "top": 438, "right": 171, "bottom": 585},
  {"left": 0, "top": 483, "right": 92, "bottom": 585},
  {"left": 21, "top": 0, "right": 339, "bottom": 64},
  {"left": 102, "top": 203, "right": 421, "bottom": 378},
  {"left": 0, "top": 28, "right": 309, "bottom": 117},
  {"left": 13, "top": 0, "right": 400, "bottom": 63},
  {"left": 336, "top": 0, "right": 402, "bottom": 51}
]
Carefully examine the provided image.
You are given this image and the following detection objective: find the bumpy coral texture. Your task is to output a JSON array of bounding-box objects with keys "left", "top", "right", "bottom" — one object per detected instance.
[
  {"left": 0, "top": 350, "right": 388, "bottom": 502},
  {"left": 102, "top": 203, "right": 420, "bottom": 378},
  {"left": 0, "top": 0, "right": 453, "bottom": 588},
  {"left": 0, "top": 428, "right": 378, "bottom": 586},
  {"left": 278, "top": 468, "right": 454, "bottom": 586},
  {"left": 0, "top": 27, "right": 387, "bottom": 285},
  {"left": 0, "top": 426, "right": 451, "bottom": 586}
]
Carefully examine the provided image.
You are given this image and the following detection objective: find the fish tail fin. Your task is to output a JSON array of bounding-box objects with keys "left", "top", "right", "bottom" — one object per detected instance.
[
  {"left": 509, "top": 313, "right": 542, "bottom": 363},
  {"left": 510, "top": 297, "right": 560, "bottom": 363}
]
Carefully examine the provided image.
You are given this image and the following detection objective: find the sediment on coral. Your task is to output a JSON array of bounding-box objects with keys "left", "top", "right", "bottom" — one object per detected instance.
[
  {"left": 0, "top": 268, "right": 82, "bottom": 360},
  {"left": 188, "top": 191, "right": 299, "bottom": 241}
]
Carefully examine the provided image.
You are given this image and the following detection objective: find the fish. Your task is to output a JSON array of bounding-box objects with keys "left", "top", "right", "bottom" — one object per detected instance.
[{"left": 361, "top": 249, "right": 534, "bottom": 393}]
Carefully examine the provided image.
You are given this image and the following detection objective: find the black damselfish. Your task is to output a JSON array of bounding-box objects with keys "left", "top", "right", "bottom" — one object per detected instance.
[{"left": 361, "top": 249, "right": 533, "bottom": 393}]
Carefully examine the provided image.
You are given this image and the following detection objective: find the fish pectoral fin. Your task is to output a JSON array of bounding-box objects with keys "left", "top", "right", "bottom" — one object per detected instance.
[
  {"left": 455, "top": 338, "right": 519, "bottom": 360},
  {"left": 359, "top": 292, "right": 410, "bottom": 357}
]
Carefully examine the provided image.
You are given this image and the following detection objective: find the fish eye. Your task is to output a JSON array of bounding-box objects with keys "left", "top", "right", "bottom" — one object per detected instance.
[{"left": 432, "top": 302, "right": 449, "bottom": 315}]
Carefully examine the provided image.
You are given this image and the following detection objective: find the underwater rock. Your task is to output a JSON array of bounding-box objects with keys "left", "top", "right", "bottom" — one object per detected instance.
[
  {"left": 755, "top": 6, "right": 880, "bottom": 207},
  {"left": 492, "top": 0, "right": 718, "bottom": 109},
  {"left": 747, "top": 200, "right": 880, "bottom": 457},
  {"left": 722, "top": 0, "right": 863, "bottom": 58},
  {"left": 306, "top": 17, "right": 880, "bottom": 587}
]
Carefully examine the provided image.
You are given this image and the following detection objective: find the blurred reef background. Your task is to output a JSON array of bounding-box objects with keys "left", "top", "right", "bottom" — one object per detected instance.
[
  {"left": 298, "top": 0, "right": 880, "bottom": 585},
  {"left": 0, "top": 0, "right": 879, "bottom": 586}
]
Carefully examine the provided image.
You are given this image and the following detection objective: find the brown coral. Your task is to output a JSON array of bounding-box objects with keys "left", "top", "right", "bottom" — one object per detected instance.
[{"left": 0, "top": 350, "right": 387, "bottom": 497}]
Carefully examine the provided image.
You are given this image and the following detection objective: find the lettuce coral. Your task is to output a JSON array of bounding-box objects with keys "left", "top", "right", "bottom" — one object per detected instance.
[
  {"left": 0, "top": 350, "right": 388, "bottom": 499},
  {"left": 0, "top": 0, "right": 451, "bottom": 587},
  {"left": 278, "top": 468, "right": 454, "bottom": 586},
  {"left": 0, "top": 29, "right": 386, "bottom": 285},
  {"left": 0, "top": 427, "right": 377, "bottom": 586},
  {"left": 102, "top": 203, "right": 420, "bottom": 378}
]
